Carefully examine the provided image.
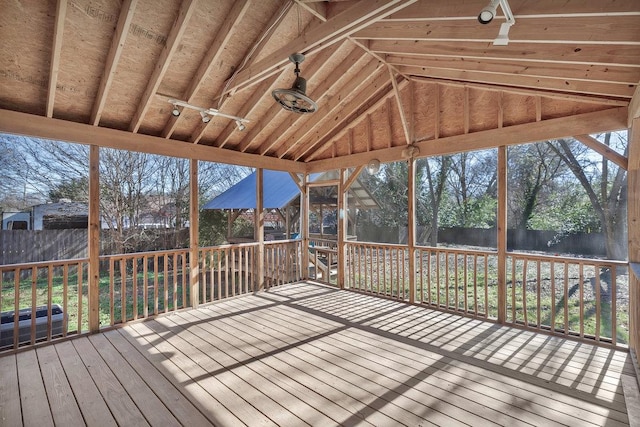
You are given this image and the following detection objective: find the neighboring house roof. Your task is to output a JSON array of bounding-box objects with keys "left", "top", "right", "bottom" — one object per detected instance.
[{"left": 203, "top": 170, "right": 379, "bottom": 210}]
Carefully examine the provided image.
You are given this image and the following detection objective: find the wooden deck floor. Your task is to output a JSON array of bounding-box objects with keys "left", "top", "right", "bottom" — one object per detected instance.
[{"left": 0, "top": 282, "right": 636, "bottom": 426}]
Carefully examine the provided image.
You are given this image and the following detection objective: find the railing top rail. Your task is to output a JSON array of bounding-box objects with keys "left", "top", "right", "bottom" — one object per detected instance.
[
  {"left": 0, "top": 258, "right": 89, "bottom": 271},
  {"left": 264, "top": 239, "right": 301, "bottom": 246},
  {"left": 347, "top": 241, "right": 408, "bottom": 250},
  {"left": 199, "top": 242, "right": 260, "bottom": 250},
  {"left": 415, "top": 245, "right": 498, "bottom": 256},
  {"left": 507, "top": 251, "right": 628, "bottom": 266},
  {"left": 99, "top": 248, "right": 189, "bottom": 260}
]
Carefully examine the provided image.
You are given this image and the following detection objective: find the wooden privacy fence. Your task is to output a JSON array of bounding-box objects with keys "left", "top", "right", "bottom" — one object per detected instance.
[
  {"left": 0, "top": 240, "right": 302, "bottom": 352},
  {"left": 345, "top": 241, "right": 629, "bottom": 349}
]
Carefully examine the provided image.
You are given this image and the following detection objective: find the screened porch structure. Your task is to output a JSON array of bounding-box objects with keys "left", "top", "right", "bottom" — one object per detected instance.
[{"left": 1, "top": 0, "right": 640, "bottom": 425}]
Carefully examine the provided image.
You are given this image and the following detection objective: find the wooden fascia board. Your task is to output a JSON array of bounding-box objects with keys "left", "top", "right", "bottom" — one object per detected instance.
[
  {"left": 305, "top": 107, "right": 628, "bottom": 173},
  {"left": 574, "top": 134, "right": 629, "bottom": 170},
  {"left": 47, "top": 0, "right": 67, "bottom": 118},
  {"left": 162, "top": 0, "right": 252, "bottom": 138},
  {"left": 129, "top": 0, "right": 197, "bottom": 133},
  {"left": 224, "top": 0, "right": 417, "bottom": 94},
  {"left": 0, "top": 109, "right": 305, "bottom": 173},
  {"left": 91, "top": 0, "right": 138, "bottom": 126}
]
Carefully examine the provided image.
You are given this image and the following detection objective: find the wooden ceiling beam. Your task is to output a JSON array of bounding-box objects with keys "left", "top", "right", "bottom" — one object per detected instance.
[
  {"left": 304, "top": 80, "right": 400, "bottom": 162},
  {"left": 291, "top": 67, "right": 391, "bottom": 161},
  {"left": 410, "top": 76, "right": 629, "bottom": 106},
  {"left": 224, "top": 0, "right": 417, "bottom": 95},
  {"left": 259, "top": 47, "right": 370, "bottom": 157},
  {"left": 187, "top": 1, "right": 295, "bottom": 144},
  {"left": 388, "top": 65, "right": 412, "bottom": 145},
  {"left": 0, "top": 109, "right": 305, "bottom": 173},
  {"left": 162, "top": 0, "right": 253, "bottom": 138},
  {"left": 354, "top": 16, "right": 640, "bottom": 43},
  {"left": 306, "top": 107, "right": 628, "bottom": 172},
  {"left": 574, "top": 134, "right": 628, "bottom": 170},
  {"left": 129, "top": 0, "right": 197, "bottom": 133},
  {"left": 91, "top": 0, "right": 138, "bottom": 126},
  {"left": 398, "top": 65, "right": 636, "bottom": 98},
  {"left": 276, "top": 58, "right": 383, "bottom": 159},
  {"left": 237, "top": 46, "right": 337, "bottom": 153},
  {"left": 212, "top": 73, "right": 281, "bottom": 148},
  {"left": 386, "top": 0, "right": 640, "bottom": 20},
  {"left": 46, "top": 0, "right": 67, "bottom": 118},
  {"left": 368, "top": 40, "right": 640, "bottom": 67},
  {"left": 385, "top": 55, "right": 640, "bottom": 86}
]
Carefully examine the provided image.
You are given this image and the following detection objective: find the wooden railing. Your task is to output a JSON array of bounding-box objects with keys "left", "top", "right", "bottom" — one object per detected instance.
[
  {"left": 505, "top": 253, "right": 627, "bottom": 346},
  {"left": 264, "top": 239, "right": 303, "bottom": 288},
  {"left": 346, "top": 242, "right": 629, "bottom": 348},
  {"left": 347, "top": 242, "right": 410, "bottom": 299},
  {"left": 99, "top": 249, "right": 189, "bottom": 326},
  {"left": 309, "top": 237, "right": 338, "bottom": 286},
  {"left": 1, "top": 258, "right": 89, "bottom": 350},
  {"left": 199, "top": 243, "right": 256, "bottom": 304},
  {"left": 415, "top": 246, "right": 498, "bottom": 318}
]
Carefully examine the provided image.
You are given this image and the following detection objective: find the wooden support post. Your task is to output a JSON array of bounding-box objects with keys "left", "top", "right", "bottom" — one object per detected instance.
[
  {"left": 88, "top": 145, "right": 100, "bottom": 333},
  {"left": 497, "top": 145, "right": 508, "bottom": 323},
  {"left": 302, "top": 174, "right": 310, "bottom": 280},
  {"left": 189, "top": 159, "right": 199, "bottom": 308},
  {"left": 256, "top": 168, "right": 265, "bottom": 290},
  {"left": 338, "top": 169, "right": 346, "bottom": 289},
  {"left": 628, "top": 118, "right": 640, "bottom": 358},
  {"left": 408, "top": 158, "right": 416, "bottom": 303}
]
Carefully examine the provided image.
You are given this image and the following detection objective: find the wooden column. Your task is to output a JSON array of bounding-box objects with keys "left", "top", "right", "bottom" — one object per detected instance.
[
  {"left": 189, "top": 159, "right": 199, "bottom": 308},
  {"left": 256, "top": 168, "right": 265, "bottom": 290},
  {"left": 408, "top": 158, "right": 416, "bottom": 303},
  {"left": 628, "top": 118, "right": 640, "bottom": 355},
  {"left": 497, "top": 145, "right": 508, "bottom": 323},
  {"left": 302, "top": 174, "right": 310, "bottom": 280},
  {"left": 338, "top": 169, "right": 346, "bottom": 289},
  {"left": 88, "top": 145, "right": 100, "bottom": 333}
]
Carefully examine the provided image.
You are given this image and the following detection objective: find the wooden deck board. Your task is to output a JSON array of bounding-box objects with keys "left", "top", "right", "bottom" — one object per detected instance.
[{"left": 0, "top": 282, "right": 634, "bottom": 426}]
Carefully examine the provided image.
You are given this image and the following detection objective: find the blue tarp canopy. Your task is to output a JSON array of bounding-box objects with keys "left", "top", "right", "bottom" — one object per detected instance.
[{"left": 203, "top": 170, "right": 322, "bottom": 210}]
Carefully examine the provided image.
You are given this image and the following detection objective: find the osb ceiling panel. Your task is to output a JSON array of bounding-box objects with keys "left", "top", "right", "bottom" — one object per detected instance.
[{"left": 0, "top": 0, "right": 637, "bottom": 171}]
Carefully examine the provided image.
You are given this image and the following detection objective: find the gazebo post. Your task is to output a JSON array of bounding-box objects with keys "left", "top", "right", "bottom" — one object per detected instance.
[
  {"left": 408, "top": 158, "right": 416, "bottom": 303},
  {"left": 497, "top": 145, "right": 508, "bottom": 323},
  {"left": 628, "top": 118, "right": 640, "bottom": 364},
  {"left": 88, "top": 145, "right": 100, "bottom": 333},
  {"left": 338, "top": 168, "right": 346, "bottom": 289},
  {"left": 189, "top": 159, "right": 199, "bottom": 308},
  {"left": 256, "top": 168, "right": 265, "bottom": 290},
  {"left": 302, "top": 174, "right": 310, "bottom": 280}
]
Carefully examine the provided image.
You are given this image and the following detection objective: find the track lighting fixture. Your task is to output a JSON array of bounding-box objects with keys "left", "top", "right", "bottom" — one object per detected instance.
[
  {"left": 167, "top": 99, "right": 249, "bottom": 130},
  {"left": 272, "top": 53, "right": 318, "bottom": 114},
  {"left": 477, "top": 0, "right": 515, "bottom": 45}
]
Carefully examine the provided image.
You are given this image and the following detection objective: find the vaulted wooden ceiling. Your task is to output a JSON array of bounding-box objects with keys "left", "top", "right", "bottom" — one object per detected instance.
[{"left": 0, "top": 0, "right": 638, "bottom": 173}]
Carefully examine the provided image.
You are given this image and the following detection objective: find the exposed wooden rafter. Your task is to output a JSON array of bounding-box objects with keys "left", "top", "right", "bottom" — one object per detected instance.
[
  {"left": 46, "top": 0, "right": 67, "bottom": 118},
  {"left": 91, "top": 0, "right": 138, "bottom": 126},
  {"left": 129, "top": 0, "right": 197, "bottom": 133},
  {"left": 223, "top": 0, "right": 418, "bottom": 95},
  {"left": 162, "top": 0, "right": 253, "bottom": 138}
]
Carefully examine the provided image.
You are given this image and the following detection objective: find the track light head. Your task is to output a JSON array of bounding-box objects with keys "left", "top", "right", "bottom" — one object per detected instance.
[
  {"left": 171, "top": 107, "right": 180, "bottom": 117},
  {"left": 200, "top": 111, "right": 210, "bottom": 123},
  {"left": 366, "top": 159, "right": 381, "bottom": 175},
  {"left": 236, "top": 121, "right": 246, "bottom": 131},
  {"left": 478, "top": 0, "right": 499, "bottom": 24}
]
